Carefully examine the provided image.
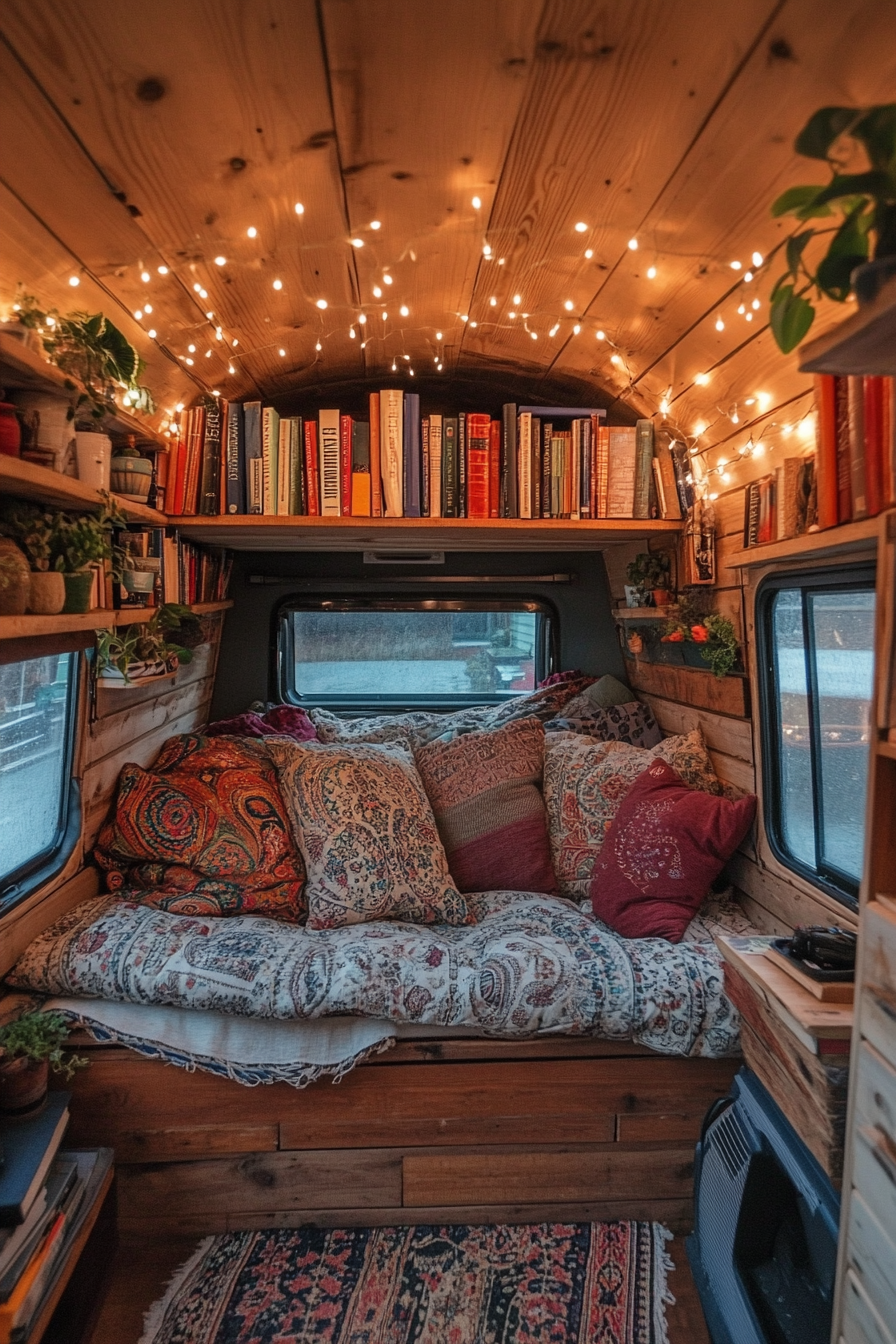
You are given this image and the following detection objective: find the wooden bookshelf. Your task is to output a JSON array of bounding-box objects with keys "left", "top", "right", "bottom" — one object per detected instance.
[
  {"left": 0, "top": 455, "right": 166, "bottom": 525},
  {"left": 0, "top": 331, "right": 164, "bottom": 446},
  {"left": 725, "top": 514, "right": 882, "bottom": 569},
  {"left": 0, "top": 600, "right": 232, "bottom": 643},
  {"left": 798, "top": 276, "right": 896, "bottom": 377},
  {"left": 168, "top": 514, "right": 682, "bottom": 552}
]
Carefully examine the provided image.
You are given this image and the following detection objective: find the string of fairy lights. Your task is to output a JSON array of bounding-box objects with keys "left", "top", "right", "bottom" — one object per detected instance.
[{"left": 8, "top": 191, "right": 820, "bottom": 500}]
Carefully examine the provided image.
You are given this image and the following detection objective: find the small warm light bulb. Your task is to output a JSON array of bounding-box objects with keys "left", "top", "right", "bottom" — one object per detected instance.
[
  {"left": 584, "top": 248, "right": 594, "bottom": 259},
  {"left": 659, "top": 398, "right": 670, "bottom": 415},
  {"left": 204, "top": 350, "right": 212, "bottom": 358},
  {"left": 188, "top": 343, "right": 196, "bottom": 352},
  {"left": 722, "top": 472, "right": 732, "bottom": 483},
  {"left": 752, "top": 251, "right": 763, "bottom": 267},
  {"left": 731, "top": 411, "right": 740, "bottom": 424},
  {"left": 752, "top": 298, "right": 760, "bottom": 310},
  {"left": 610, "top": 353, "right": 622, "bottom": 366},
  {"left": 134, "top": 309, "right": 143, "bottom": 320},
  {"left": 350, "top": 238, "right": 364, "bottom": 248},
  {"left": 400, "top": 305, "right": 409, "bottom": 316},
  {"left": 294, "top": 202, "right": 305, "bottom": 214},
  {"left": 574, "top": 222, "right": 588, "bottom": 233},
  {"left": 232, "top": 338, "right": 239, "bottom": 346},
  {"left": 530, "top": 331, "right": 537, "bottom": 340},
  {"left": 148, "top": 328, "right": 157, "bottom": 338},
  {"left": 461, "top": 314, "right": 468, "bottom": 322},
  {"left": 694, "top": 421, "right": 706, "bottom": 435},
  {"left": 358, "top": 314, "right": 367, "bottom": 324},
  {"left": 509, "top": 311, "right": 516, "bottom": 319},
  {"left": 627, "top": 237, "right": 638, "bottom": 250},
  {"left": 564, "top": 300, "right": 574, "bottom": 311},
  {"left": 513, "top": 294, "right": 521, "bottom": 305},
  {"left": 279, "top": 348, "right": 286, "bottom": 357},
  {"left": 315, "top": 341, "right": 322, "bottom": 351},
  {"left": 745, "top": 397, "right": 756, "bottom": 406},
  {"left": 199, "top": 288, "right": 208, "bottom": 298},
  {"left": 185, "top": 357, "right": 194, "bottom": 365},
  {"left": 316, "top": 298, "right": 328, "bottom": 309},
  {"left": 157, "top": 265, "right": 169, "bottom": 275},
  {"left": 68, "top": 276, "right": 80, "bottom": 286},
  {"left": 141, "top": 271, "right": 151, "bottom": 282},
  {"left": 273, "top": 279, "right": 283, "bottom": 290},
  {"left": 596, "top": 329, "right": 606, "bottom": 340},
  {"left": 573, "top": 324, "right": 581, "bottom": 334},
  {"left": 370, "top": 220, "right": 381, "bottom": 230},
  {"left": 383, "top": 274, "right": 393, "bottom": 285},
  {"left": 214, "top": 255, "right": 226, "bottom": 266},
  {"left": 550, "top": 324, "right": 560, "bottom": 337},
  {"left": 647, "top": 265, "right": 657, "bottom": 279},
  {"left": 737, "top": 303, "right": 746, "bottom": 314},
  {"left": 471, "top": 320, "right": 479, "bottom": 328},
  {"left": 436, "top": 331, "right": 442, "bottom": 340},
  {"left": 717, "top": 457, "right": 728, "bottom": 468},
  {"left": 715, "top": 316, "right": 725, "bottom": 331},
  {"left": 744, "top": 271, "right": 753, "bottom": 282},
  {"left": 144, "top": 303, "right": 152, "bottom": 314},
  {"left": 489, "top": 296, "right": 497, "bottom": 306},
  {"left": 754, "top": 442, "right": 766, "bottom": 456},
  {"left": 193, "top": 283, "right": 202, "bottom": 293},
  {"left": 746, "top": 312, "right": 753, "bottom": 321},
  {"left": 483, "top": 244, "right": 492, "bottom": 256},
  {"left": 757, "top": 391, "right": 772, "bottom": 411},
  {"left": 247, "top": 227, "right": 257, "bottom": 238},
  {"left": 176, "top": 403, "right": 184, "bottom": 412},
  {"left": 472, "top": 196, "right": 482, "bottom": 209},
  {"left": 382, "top": 311, "right": 388, "bottom": 320},
  {"left": 349, "top": 327, "right": 356, "bottom": 339},
  {"left": 694, "top": 372, "right": 709, "bottom": 386},
  {"left": 228, "top": 363, "right": 235, "bottom": 373},
  {"left": 373, "top": 285, "right": 382, "bottom": 298},
  {"left": 730, "top": 260, "right": 742, "bottom": 270}
]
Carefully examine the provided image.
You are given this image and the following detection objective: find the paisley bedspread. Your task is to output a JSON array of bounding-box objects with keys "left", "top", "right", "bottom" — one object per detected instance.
[{"left": 7, "top": 890, "right": 740, "bottom": 1059}]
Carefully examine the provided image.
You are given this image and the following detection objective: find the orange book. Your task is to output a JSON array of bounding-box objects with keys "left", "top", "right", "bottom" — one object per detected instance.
[
  {"left": 864, "top": 375, "right": 885, "bottom": 517},
  {"left": 369, "top": 392, "right": 382, "bottom": 517},
  {"left": 488, "top": 420, "right": 501, "bottom": 518},
  {"left": 303, "top": 420, "right": 320, "bottom": 516},
  {"left": 170, "top": 420, "right": 189, "bottom": 516},
  {"left": 0, "top": 1211, "right": 66, "bottom": 1335},
  {"left": 813, "top": 374, "right": 839, "bottom": 530},
  {"left": 884, "top": 377, "right": 895, "bottom": 507}
]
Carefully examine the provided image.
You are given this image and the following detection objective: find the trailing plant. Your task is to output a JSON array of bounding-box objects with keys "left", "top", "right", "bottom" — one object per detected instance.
[
  {"left": 626, "top": 551, "right": 671, "bottom": 593},
  {"left": 661, "top": 607, "right": 740, "bottom": 677},
  {"left": 769, "top": 104, "right": 896, "bottom": 351},
  {"left": 0, "top": 1011, "right": 88, "bottom": 1082},
  {"left": 0, "top": 500, "right": 58, "bottom": 571},
  {"left": 95, "top": 602, "right": 204, "bottom": 682},
  {"left": 13, "top": 291, "right": 155, "bottom": 421}
]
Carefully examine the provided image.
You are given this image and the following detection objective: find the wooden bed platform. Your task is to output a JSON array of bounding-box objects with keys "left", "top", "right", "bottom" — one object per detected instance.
[{"left": 64, "top": 1031, "right": 738, "bottom": 1236}]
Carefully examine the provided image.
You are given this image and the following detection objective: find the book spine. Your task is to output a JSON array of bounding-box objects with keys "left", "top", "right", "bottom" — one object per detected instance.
[
  {"left": 864, "top": 375, "right": 884, "bottom": 517},
  {"left": 570, "top": 419, "right": 581, "bottom": 520},
  {"left": 541, "top": 422, "right": 553, "bottom": 517},
  {"left": 403, "top": 393, "right": 421, "bottom": 517},
  {"left": 185, "top": 405, "right": 206, "bottom": 515},
  {"left": 606, "top": 427, "right": 637, "bottom": 517},
  {"left": 652, "top": 457, "right": 666, "bottom": 519},
  {"left": 429, "top": 414, "right": 443, "bottom": 518},
  {"left": 243, "top": 401, "right": 263, "bottom": 515},
  {"left": 303, "top": 421, "right": 320, "bottom": 515},
  {"left": 581, "top": 418, "right": 592, "bottom": 518},
  {"left": 502, "top": 403, "right": 517, "bottom": 518},
  {"left": 596, "top": 424, "right": 610, "bottom": 518},
  {"left": 421, "top": 417, "right": 430, "bottom": 516},
  {"left": 289, "top": 417, "right": 304, "bottom": 515},
  {"left": 518, "top": 413, "right": 532, "bottom": 518},
  {"left": 381, "top": 391, "right": 404, "bottom": 517},
  {"left": 466, "top": 412, "right": 490, "bottom": 519},
  {"left": 532, "top": 416, "right": 542, "bottom": 519},
  {"left": 550, "top": 435, "right": 561, "bottom": 517},
  {"left": 224, "top": 402, "right": 245, "bottom": 514},
  {"left": 369, "top": 392, "right": 382, "bottom": 517},
  {"left": 814, "top": 374, "right": 839, "bottom": 529},
  {"left": 277, "top": 417, "right": 291, "bottom": 516},
  {"left": 457, "top": 412, "right": 467, "bottom": 518},
  {"left": 340, "top": 415, "right": 353, "bottom": 516},
  {"left": 744, "top": 482, "right": 760, "bottom": 546},
  {"left": 261, "top": 407, "right": 280, "bottom": 516},
  {"left": 351, "top": 420, "right": 371, "bottom": 517},
  {"left": 442, "top": 417, "right": 458, "bottom": 517},
  {"left": 489, "top": 420, "right": 501, "bottom": 518},
  {"left": 654, "top": 434, "right": 682, "bottom": 520},
  {"left": 318, "top": 409, "right": 341, "bottom": 516},
  {"left": 847, "top": 375, "right": 867, "bottom": 519},
  {"left": 884, "top": 377, "right": 895, "bottom": 508},
  {"left": 834, "top": 375, "right": 853, "bottom": 522},
  {"left": 633, "top": 419, "right": 654, "bottom": 519},
  {"left": 171, "top": 421, "right": 188, "bottom": 516}
]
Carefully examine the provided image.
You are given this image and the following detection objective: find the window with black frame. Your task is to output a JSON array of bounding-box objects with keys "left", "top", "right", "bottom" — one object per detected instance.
[
  {"left": 278, "top": 598, "right": 556, "bottom": 710},
  {"left": 0, "top": 652, "right": 80, "bottom": 908},
  {"left": 757, "top": 565, "right": 876, "bottom": 907}
]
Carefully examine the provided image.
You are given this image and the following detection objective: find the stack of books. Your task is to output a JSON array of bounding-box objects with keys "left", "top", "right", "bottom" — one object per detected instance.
[
  {"left": 0, "top": 1093, "right": 110, "bottom": 1343},
  {"left": 742, "top": 455, "right": 818, "bottom": 548},
  {"left": 168, "top": 395, "right": 688, "bottom": 522},
  {"left": 814, "top": 373, "right": 896, "bottom": 529}
]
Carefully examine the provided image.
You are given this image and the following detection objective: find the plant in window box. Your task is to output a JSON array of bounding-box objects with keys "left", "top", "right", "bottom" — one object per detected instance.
[
  {"left": 0, "top": 500, "right": 66, "bottom": 614},
  {"left": 0, "top": 1012, "right": 88, "bottom": 1116},
  {"left": 625, "top": 551, "right": 672, "bottom": 607},
  {"left": 96, "top": 603, "right": 201, "bottom": 685},
  {"left": 662, "top": 613, "right": 741, "bottom": 677}
]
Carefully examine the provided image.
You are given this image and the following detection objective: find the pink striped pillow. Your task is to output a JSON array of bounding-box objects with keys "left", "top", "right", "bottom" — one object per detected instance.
[{"left": 415, "top": 718, "right": 557, "bottom": 895}]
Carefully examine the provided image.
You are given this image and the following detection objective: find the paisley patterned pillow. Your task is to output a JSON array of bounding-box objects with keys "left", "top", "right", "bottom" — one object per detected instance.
[
  {"left": 546, "top": 700, "right": 663, "bottom": 749},
  {"left": 543, "top": 728, "right": 720, "bottom": 898},
  {"left": 267, "top": 739, "right": 473, "bottom": 930},
  {"left": 94, "top": 735, "right": 307, "bottom": 920}
]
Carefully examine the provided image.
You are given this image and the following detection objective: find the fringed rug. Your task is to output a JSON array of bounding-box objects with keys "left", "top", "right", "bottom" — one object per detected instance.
[{"left": 139, "top": 1221, "right": 675, "bottom": 1344}]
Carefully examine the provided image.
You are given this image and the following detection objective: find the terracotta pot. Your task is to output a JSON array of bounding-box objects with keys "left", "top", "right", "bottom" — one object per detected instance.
[
  {"left": 0, "top": 402, "right": 21, "bottom": 457},
  {"left": 62, "top": 569, "right": 95, "bottom": 613},
  {"left": 0, "top": 1056, "right": 49, "bottom": 1116},
  {"left": 27, "top": 570, "right": 66, "bottom": 615},
  {"left": 0, "top": 538, "right": 31, "bottom": 616},
  {"left": 652, "top": 588, "right": 672, "bottom": 607}
]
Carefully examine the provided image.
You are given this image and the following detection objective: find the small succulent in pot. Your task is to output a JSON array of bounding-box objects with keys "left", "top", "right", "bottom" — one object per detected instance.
[{"left": 0, "top": 1010, "right": 89, "bottom": 1115}]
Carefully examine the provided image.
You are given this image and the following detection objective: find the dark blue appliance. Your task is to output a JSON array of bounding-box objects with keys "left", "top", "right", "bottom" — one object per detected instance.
[{"left": 687, "top": 1068, "right": 840, "bottom": 1344}]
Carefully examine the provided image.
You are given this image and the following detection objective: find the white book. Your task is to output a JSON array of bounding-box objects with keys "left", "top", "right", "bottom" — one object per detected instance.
[
  {"left": 380, "top": 390, "right": 404, "bottom": 517},
  {"left": 518, "top": 413, "right": 532, "bottom": 519},
  {"left": 318, "top": 409, "right": 341, "bottom": 516},
  {"left": 429, "top": 414, "right": 443, "bottom": 518},
  {"left": 261, "top": 407, "right": 280, "bottom": 516},
  {"left": 277, "top": 418, "right": 291, "bottom": 516},
  {"left": 606, "top": 426, "right": 637, "bottom": 518}
]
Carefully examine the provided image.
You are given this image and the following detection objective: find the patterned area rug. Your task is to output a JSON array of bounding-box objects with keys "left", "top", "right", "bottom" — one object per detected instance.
[{"left": 139, "top": 1222, "right": 675, "bottom": 1344}]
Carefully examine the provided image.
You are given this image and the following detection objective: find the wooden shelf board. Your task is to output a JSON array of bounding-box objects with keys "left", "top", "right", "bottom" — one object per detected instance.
[
  {"left": 615, "top": 605, "right": 679, "bottom": 620},
  {"left": 726, "top": 515, "right": 882, "bottom": 569},
  {"left": 0, "top": 455, "right": 166, "bottom": 524},
  {"left": 168, "top": 515, "right": 682, "bottom": 553},
  {"left": 798, "top": 278, "right": 896, "bottom": 376},
  {"left": 0, "top": 600, "right": 231, "bottom": 642},
  {"left": 716, "top": 935, "right": 853, "bottom": 1040},
  {"left": 0, "top": 332, "right": 165, "bottom": 447}
]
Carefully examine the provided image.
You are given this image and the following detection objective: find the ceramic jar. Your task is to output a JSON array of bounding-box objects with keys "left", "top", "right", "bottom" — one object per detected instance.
[
  {"left": 28, "top": 570, "right": 66, "bottom": 615},
  {"left": 110, "top": 453, "right": 152, "bottom": 501},
  {"left": 0, "top": 538, "right": 31, "bottom": 615},
  {"left": 0, "top": 402, "right": 21, "bottom": 456}
]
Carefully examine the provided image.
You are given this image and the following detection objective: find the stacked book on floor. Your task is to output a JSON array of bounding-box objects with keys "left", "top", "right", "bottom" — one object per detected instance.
[
  {"left": 0, "top": 1093, "right": 111, "bottom": 1344},
  {"left": 168, "top": 394, "right": 689, "bottom": 521}
]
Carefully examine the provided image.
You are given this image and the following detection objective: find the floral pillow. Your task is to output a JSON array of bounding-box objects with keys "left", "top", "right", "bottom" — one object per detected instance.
[
  {"left": 267, "top": 739, "right": 473, "bottom": 930},
  {"left": 94, "top": 734, "right": 307, "bottom": 920},
  {"left": 543, "top": 728, "right": 720, "bottom": 898}
]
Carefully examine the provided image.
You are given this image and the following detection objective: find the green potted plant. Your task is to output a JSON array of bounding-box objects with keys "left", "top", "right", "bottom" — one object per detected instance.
[
  {"left": 0, "top": 1011, "right": 88, "bottom": 1116},
  {"left": 95, "top": 602, "right": 202, "bottom": 684},
  {"left": 0, "top": 500, "right": 65, "bottom": 614},
  {"left": 769, "top": 103, "right": 896, "bottom": 351},
  {"left": 626, "top": 551, "right": 673, "bottom": 606},
  {"left": 697, "top": 614, "right": 741, "bottom": 678},
  {"left": 50, "top": 497, "right": 127, "bottom": 614}
]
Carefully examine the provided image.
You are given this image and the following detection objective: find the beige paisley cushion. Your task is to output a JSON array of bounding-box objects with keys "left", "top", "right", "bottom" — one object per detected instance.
[{"left": 267, "top": 738, "right": 472, "bottom": 930}]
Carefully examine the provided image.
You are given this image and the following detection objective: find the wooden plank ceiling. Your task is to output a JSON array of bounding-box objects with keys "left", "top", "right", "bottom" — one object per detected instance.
[{"left": 1, "top": 0, "right": 894, "bottom": 495}]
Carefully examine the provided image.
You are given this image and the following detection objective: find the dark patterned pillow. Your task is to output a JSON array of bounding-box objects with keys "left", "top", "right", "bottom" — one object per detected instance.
[
  {"left": 546, "top": 700, "right": 663, "bottom": 749},
  {"left": 95, "top": 734, "right": 306, "bottom": 920}
]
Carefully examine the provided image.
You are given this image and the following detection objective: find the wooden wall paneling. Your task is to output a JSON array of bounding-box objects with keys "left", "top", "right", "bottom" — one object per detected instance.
[
  {"left": 0, "top": 865, "right": 99, "bottom": 977},
  {"left": 624, "top": 658, "right": 750, "bottom": 717},
  {"left": 642, "top": 694, "right": 753, "bottom": 762},
  {"left": 726, "top": 849, "right": 859, "bottom": 933},
  {"left": 0, "top": 0, "right": 363, "bottom": 398},
  {"left": 320, "top": 0, "right": 543, "bottom": 380},
  {"left": 457, "top": 0, "right": 773, "bottom": 378}
]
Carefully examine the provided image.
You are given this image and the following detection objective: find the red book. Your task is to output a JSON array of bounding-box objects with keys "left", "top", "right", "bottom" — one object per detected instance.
[
  {"left": 864, "top": 375, "right": 885, "bottom": 517},
  {"left": 834, "top": 375, "right": 852, "bottom": 524},
  {"left": 184, "top": 405, "right": 206, "bottom": 516},
  {"left": 885, "top": 378, "right": 895, "bottom": 508},
  {"left": 369, "top": 392, "right": 382, "bottom": 517},
  {"left": 303, "top": 420, "right": 320, "bottom": 516},
  {"left": 340, "top": 414, "right": 352, "bottom": 516},
  {"left": 171, "top": 421, "right": 188, "bottom": 516},
  {"left": 489, "top": 420, "right": 501, "bottom": 518},
  {"left": 466, "top": 412, "right": 490, "bottom": 519},
  {"left": 814, "top": 374, "right": 839, "bottom": 530}
]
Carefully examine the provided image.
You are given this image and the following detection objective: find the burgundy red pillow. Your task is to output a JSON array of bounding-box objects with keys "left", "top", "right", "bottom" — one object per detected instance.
[{"left": 590, "top": 759, "right": 756, "bottom": 942}]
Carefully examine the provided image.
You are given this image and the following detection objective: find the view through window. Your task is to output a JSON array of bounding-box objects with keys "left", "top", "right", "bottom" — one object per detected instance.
[
  {"left": 0, "top": 653, "right": 77, "bottom": 895},
  {"left": 763, "top": 574, "right": 875, "bottom": 900}
]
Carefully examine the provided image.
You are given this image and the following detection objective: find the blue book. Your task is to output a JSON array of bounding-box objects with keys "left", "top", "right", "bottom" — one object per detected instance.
[
  {"left": 224, "top": 402, "right": 245, "bottom": 515},
  {"left": 403, "top": 393, "right": 421, "bottom": 517},
  {"left": 0, "top": 1091, "right": 70, "bottom": 1227},
  {"left": 243, "top": 400, "right": 263, "bottom": 515}
]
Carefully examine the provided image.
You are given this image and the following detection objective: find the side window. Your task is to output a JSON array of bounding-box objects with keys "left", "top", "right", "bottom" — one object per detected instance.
[
  {"left": 757, "top": 567, "right": 875, "bottom": 907},
  {"left": 0, "top": 652, "right": 80, "bottom": 907},
  {"left": 278, "top": 599, "right": 555, "bottom": 709}
]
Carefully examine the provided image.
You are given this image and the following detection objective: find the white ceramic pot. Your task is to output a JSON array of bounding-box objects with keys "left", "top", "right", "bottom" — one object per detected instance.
[
  {"left": 75, "top": 431, "right": 112, "bottom": 493},
  {"left": 11, "top": 391, "right": 75, "bottom": 470}
]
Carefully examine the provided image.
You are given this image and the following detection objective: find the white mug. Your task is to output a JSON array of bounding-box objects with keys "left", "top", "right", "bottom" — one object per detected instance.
[{"left": 75, "top": 432, "right": 112, "bottom": 493}]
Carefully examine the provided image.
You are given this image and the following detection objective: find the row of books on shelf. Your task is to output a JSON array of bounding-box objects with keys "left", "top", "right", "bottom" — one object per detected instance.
[
  {"left": 74, "top": 529, "right": 231, "bottom": 613},
  {"left": 166, "top": 394, "right": 693, "bottom": 522},
  {"left": 0, "top": 1091, "right": 111, "bottom": 1344}
]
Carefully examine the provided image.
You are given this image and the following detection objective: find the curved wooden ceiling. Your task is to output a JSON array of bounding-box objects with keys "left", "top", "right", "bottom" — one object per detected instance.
[{"left": 1, "top": 0, "right": 894, "bottom": 492}]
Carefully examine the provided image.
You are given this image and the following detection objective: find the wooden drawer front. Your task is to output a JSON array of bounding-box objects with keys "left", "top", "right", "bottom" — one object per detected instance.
[
  {"left": 863, "top": 903, "right": 896, "bottom": 1072},
  {"left": 853, "top": 1124, "right": 896, "bottom": 1246},
  {"left": 846, "top": 1193, "right": 896, "bottom": 1338},
  {"left": 855, "top": 1042, "right": 896, "bottom": 1146},
  {"left": 842, "top": 1268, "right": 896, "bottom": 1344},
  {"left": 402, "top": 1145, "right": 694, "bottom": 1208}
]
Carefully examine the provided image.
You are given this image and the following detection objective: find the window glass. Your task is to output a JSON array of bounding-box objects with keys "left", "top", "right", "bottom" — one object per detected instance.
[
  {"left": 283, "top": 602, "right": 550, "bottom": 705},
  {"left": 762, "top": 571, "right": 875, "bottom": 904},
  {"left": 0, "top": 653, "right": 77, "bottom": 893}
]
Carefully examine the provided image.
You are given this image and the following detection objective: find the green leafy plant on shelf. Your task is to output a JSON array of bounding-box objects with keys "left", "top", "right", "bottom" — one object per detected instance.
[
  {"left": 661, "top": 590, "right": 740, "bottom": 678},
  {"left": 95, "top": 602, "right": 205, "bottom": 683},
  {"left": 0, "top": 1012, "right": 88, "bottom": 1082},
  {"left": 13, "top": 291, "right": 155, "bottom": 421},
  {"left": 626, "top": 551, "right": 672, "bottom": 601},
  {"left": 769, "top": 104, "right": 896, "bottom": 351},
  {"left": 50, "top": 496, "right": 128, "bottom": 577},
  {"left": 0, "top": 499, "right": 57, "bottom": 571}
]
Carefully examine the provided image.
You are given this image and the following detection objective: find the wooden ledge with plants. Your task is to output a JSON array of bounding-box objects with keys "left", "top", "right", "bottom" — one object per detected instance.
[
  {"left": 94, "top": 602, "right": 206, "bottom": 687},
  {"left": 622, "top": 590, "right": 743, "bottom": 679},
  {"left": 0, "top": 1012, "right": 88, "bottom": 1118}
]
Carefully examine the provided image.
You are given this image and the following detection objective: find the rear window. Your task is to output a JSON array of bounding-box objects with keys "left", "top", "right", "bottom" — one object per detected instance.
[{"left": 278, "top": 599, "right": 554, "bottom": 709}]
